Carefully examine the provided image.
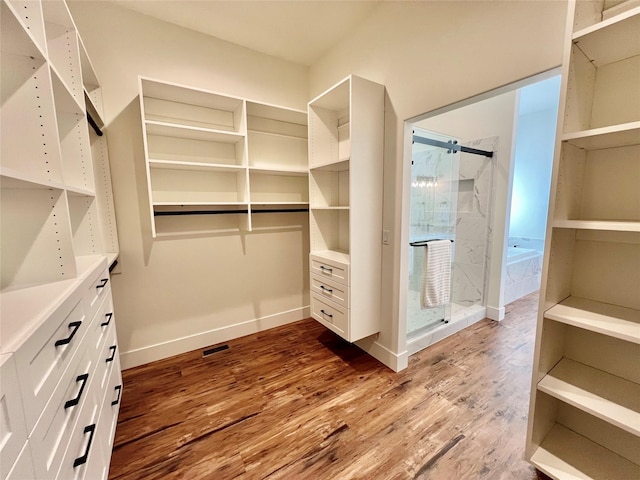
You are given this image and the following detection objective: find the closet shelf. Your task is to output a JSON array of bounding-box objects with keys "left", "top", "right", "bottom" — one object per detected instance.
[
  {"left": 247, "top": 129, "right": 307, "bottom": 141},
  {"left": 530, "top": 423, "right": 640, "bottom": 480},
  {"left": 65, "top": 184, "right": 96, "bottom": 197},
  {"left": 537, "top": 358, "right": 640, "bottom": 436},
  {"left": 248, "top": 166, "right": 308, "bottom": 177},
  {"left": 145, "top": 121, "right": 245, "bottom": 143},
  {"left": 553, "top": 219, "right": 640, "bottom": 232},
  {"left": 149, "top": 159, "right": 245, "bottom": 172},
  {"left": 313, "top": 249, "right": 351, "bottom": 265},
  {"left": 561, "top": 122, "right": 640, "bottom": 150},
  {"left": 84, "top": 89, "right": 104, "bottom": 129},
  {"left": 545, "top": 297, "right": 640, "bottom": 344},
  {"left": 310, "top": 159, "right": 350, "bottom": 172},
  {"left": 153, "top": 201, "right": 248, "bottom": 207},
  {"left": 1, "top": 1, "right": 46, "bottom": 59},
  {"left": 310, "top": 206, "right": 350, "bottom": 210},
  {"left": 0, "top": 167, "right": 65, "bottom": 191},
  {"left": 572, "top": 7, "right": 640, "bottom": 67}
]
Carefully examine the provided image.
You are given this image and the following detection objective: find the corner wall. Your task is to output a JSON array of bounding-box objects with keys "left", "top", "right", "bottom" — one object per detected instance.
[
  {"left": 68, "top": 1, "right": 310, "bottom": 369},
  {"left": 309, "top": 1, "right": 566, "bottom": 369}
]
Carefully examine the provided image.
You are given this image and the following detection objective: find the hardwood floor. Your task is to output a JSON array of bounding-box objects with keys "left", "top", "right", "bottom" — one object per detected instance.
[{"left": 109, "top": 292, "right": 550, "bottom": 480}]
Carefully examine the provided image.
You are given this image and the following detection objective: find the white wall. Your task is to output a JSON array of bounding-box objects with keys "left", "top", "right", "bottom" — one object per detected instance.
[
  {"left": 510, "top": 108, "right": 559, "bottom": 242},
  {"left": 417, "top": 92, "right": 519, "bottom": 322},
  {"left": 68, "top": 1, "right": 311, "bottom": 369},
  {"left": 310, "top": 1, "right": 567, "bottom": 369}
]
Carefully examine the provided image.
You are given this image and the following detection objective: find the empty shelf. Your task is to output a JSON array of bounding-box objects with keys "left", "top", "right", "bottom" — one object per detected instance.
[
  {"left": 545, "top": 297, "right": 640, "bottom": 344},
  {"left": 537, "top": 358, "right": 640, "bottom": 436},
  {"left": 531, "top": 423, "right": 640, "bottom": 480},
  {"left": 561, "top": 122, "right": 640, "bottom": 150},
  {"left": 553, "top": 219, "right": 640, "bottom": 232}
]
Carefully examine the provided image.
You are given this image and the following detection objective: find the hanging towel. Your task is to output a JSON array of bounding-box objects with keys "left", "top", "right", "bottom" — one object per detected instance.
[{"left": 421, "top": 240, "right": 451, "bottom": 309}]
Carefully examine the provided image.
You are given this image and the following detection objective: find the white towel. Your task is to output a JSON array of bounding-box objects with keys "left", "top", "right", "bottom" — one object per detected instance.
[{"left": 420, "top": 240, "right": 451, "bottom": 309}]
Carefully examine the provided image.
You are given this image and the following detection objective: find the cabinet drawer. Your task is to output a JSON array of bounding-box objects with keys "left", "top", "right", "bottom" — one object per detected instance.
[
  {"left": 14, "top": 289, "right": 88, "bottom": 431},
  {"left": 31, "top": 344, "right": 96, "bottom": 480},
  {"left": 0, "top": 354, "right": 28, "bottom": 480},
  {"left": 56, "top": 396, "right": 101, "bottom": 480},
  {"left": 5, "top": 440, "right": 36, "bottom": 480},
  {"left": 310, "top": 255, "right": 349, "bottom": 286},
  {"left": 83, "top": 267, "right": 111, "bottom": 323},
  {"left": 99, "top": 354, "right": 122, "bottom": 453},
  {"left": 310, "top": 274, "right": 349, "bottom": 308},
  {"left": 311, "top": 294, "right": 348, "bottom": 337},
  {"left": 94, "top": 326, "right": 118, "bottom": 403},
  {"left": 85, "top": 294, "right": 115, "bottom": 359}
]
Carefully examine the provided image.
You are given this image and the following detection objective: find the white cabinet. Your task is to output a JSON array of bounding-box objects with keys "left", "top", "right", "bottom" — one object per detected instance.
[
  {"left": 0, "top": 0, "right": 121, "bottom": 478},
  {"left": 138, "top": 77, "right": 309, "bottom": 237},
  {"left": 525, "top": 2, "right": 640, "bottom": 479},
  {"left": 308, "top": 75, "right": 384, "bottom": 342}
]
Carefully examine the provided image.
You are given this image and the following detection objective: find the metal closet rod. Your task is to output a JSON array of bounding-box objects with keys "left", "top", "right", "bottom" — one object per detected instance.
[
  {"left": 412, "top": 133, "right": 493, "bottom": 158},
  {"left": 410, "top": 239, "right": 454, "bottom": 246},
  {"left": 87, "top": 112, "right": 103, "bottom": 137},
  {"left": 154, "top": 208, "right": 309, "bottom": 217}
]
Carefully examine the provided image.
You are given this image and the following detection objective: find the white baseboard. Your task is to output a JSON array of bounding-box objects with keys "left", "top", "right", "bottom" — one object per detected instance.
[
  {"left": 486, "top": 305, "right": 505, "bottom": 321},
  {"left": 356, "top": 337, "right": 408, "bottom": 372},
  {"left": 119, "top": 306, "right": 310, "bottom": 370}
]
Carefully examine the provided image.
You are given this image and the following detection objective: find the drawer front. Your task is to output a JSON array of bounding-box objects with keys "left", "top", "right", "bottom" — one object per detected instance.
[
  {"left": 5, "top": 440, "right": 36, "bottom": 480},
  {"left": 31, "top": 345, "right": 96, "bottom": 480},
  {"left": 85, "top": 294, "right": 115, "bottom": 359},
  {"left": 310, "top": 274, "right": 349, "bottom": 308},
  {"left": 0, "top": 354, "right": 28, "bottom": 480},
  {"left": 310, "top": 255, "right": 349, "bottom": 286},
  {"left": 311, "top": 294, "right": 349, "bottom": 337},
  {"left": 56, "top": 397, "right": 101, "bottom": 480},
  {"left": 14, "top": 290, "right": 87, "bottom": 431},
  {"left": 83, "top": 267, "right": 111, "bottom": 323},
  {"left": 100, "top": 355, "right": 123, "bottom": 453},
  {"left": 94, "top": 326, "right": 118, "bottom": 402}
]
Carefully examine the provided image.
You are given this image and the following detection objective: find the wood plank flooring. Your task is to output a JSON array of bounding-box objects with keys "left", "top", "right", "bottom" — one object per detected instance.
[{"left": 109, "top": 292, "right": 550, "bottom": 480}]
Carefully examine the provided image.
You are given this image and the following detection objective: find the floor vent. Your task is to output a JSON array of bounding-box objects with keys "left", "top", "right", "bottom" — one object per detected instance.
[{"left": 202, "top": 344, "right": 230, "bottom": 357}]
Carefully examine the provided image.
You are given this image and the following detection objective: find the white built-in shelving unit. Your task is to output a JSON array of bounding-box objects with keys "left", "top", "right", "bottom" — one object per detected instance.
[
  {"left": 308, "top": 75, "right": 384, "bottom": 342},
  {"left": 525, "top": 1, "right": 640, "bottom": 479},
  {"left": 138, "top": 77, "right": 309, "bottom": 237},
  {"left": 1, "top": 0, "right": 121, "bottom": 478}
]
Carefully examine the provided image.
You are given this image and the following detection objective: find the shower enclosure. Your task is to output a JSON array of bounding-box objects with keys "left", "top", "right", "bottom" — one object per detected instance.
[{"left": 407, "top": 127, "right": 495, "bottom": 354}]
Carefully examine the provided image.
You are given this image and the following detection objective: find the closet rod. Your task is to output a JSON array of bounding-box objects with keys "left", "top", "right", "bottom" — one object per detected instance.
[
  {"left": 410, "top": 239, "right": 454, "bottom": 246},
  {"left": 412, "top": 133, "right": 493, "bottom": 158},
  {"left": 87, "top": 112, "right": 103, "bottom": 137},
  {"left": 154, "top": 208, "right": 309, "bottom": 216}
]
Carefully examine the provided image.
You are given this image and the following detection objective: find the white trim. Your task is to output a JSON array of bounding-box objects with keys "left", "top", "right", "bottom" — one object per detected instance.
[
  {"left": 486, "top": 305, "right": 505, "bottom": 321},
  {"left": 356, "top": 337, "right": 407, "bottom": 372},
  {"left": 119, "top": 306, "right": 309, "bottom": 370}
]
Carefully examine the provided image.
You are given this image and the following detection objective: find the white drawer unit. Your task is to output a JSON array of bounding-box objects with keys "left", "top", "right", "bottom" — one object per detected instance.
[
  {"left": 310, "top": 274, "right": 349, "bottom": 308},
  {"left": 1, "top": 256, "right": 122, "bottom": 480},
  {"left": 311, "top": 294, "right": 349, "bottom": 337}
]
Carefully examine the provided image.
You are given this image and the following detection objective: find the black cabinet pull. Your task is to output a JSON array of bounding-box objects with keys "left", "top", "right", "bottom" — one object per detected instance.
[
  {"left": 73, "top": 424, "right": 96, "bottom": 468},
  {"left": 106, "top": 345, "right": 117, "bottom": 362},
  {"left": 101, "top": 312, "right": 113, "bottom": 327},
  {"left": 320, "top": 309, "right": 333, "bottom": 318},
  {"left": 111, "top": 385, "right": 122, "bottom": 406},
  {"left": 96, "top": 278, "right": 109, "bottom": 289},
  {"left": 64, "top": 373, "right": 89, "bottom": 409},
  {"left": 55, "top": 321, "right": 82, "bottom": 347},
  {"left": 320, "top": 265, "right": 333, "bottom": 273},
  {"left": 320, "top": 285, "right": 333, "bottom": 294}
]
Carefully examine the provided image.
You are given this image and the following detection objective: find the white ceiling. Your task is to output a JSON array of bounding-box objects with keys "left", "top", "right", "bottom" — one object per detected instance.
[{"left": 109, "top": 0, "right": 382, "bottom": 66}]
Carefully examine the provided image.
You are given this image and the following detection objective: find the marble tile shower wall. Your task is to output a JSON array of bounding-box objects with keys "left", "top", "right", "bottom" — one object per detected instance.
[
  {"left": 504, "top": 253, "right": 543, "bottom": 305},
  {"left": 452, "top": 137, "right": 498, "bottom": 307}
]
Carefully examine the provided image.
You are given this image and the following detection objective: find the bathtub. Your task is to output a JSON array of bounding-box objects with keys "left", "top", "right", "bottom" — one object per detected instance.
[
  {"left": 507, "top": 246, "right": 540, "bottom": 263},
  {"left": 504, "top": 247, "right": 543, "bottom": 304}
]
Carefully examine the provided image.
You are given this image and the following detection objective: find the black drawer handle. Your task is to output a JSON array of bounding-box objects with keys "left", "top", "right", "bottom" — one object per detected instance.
[
  {"left": 319, "top": 266, "right": 333, "bottom": 273},
  {"left": 55, "top": 321, "right": 82, "bottom": 347},
  {"left": 112, "top": 385, "right": 122, "bottom": 406},
  {"left": 96, "top": 278, "right": 109, "bottom": 289},
  {"left": 106, "top": 345, "right": 117, "bottom": 362},
  {"left": 320, "top": 285, "right": 333, "bottom": 294},
  {"left": 320, "top": 309, "right": 333, "bottom": 319},
  {"left": 64, "top": 373, "right": 89, "bottom": 409},
  {"left": 101, "top": 312, "right": 113, "bottom": 327},
  {"left": 73, "top": 424, "right": 96, "bottom": 468}
]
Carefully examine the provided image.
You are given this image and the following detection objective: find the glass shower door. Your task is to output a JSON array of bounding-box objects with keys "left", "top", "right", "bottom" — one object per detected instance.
[{"left": 407, "top": 128, "right": 460, "bottom": 336}]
